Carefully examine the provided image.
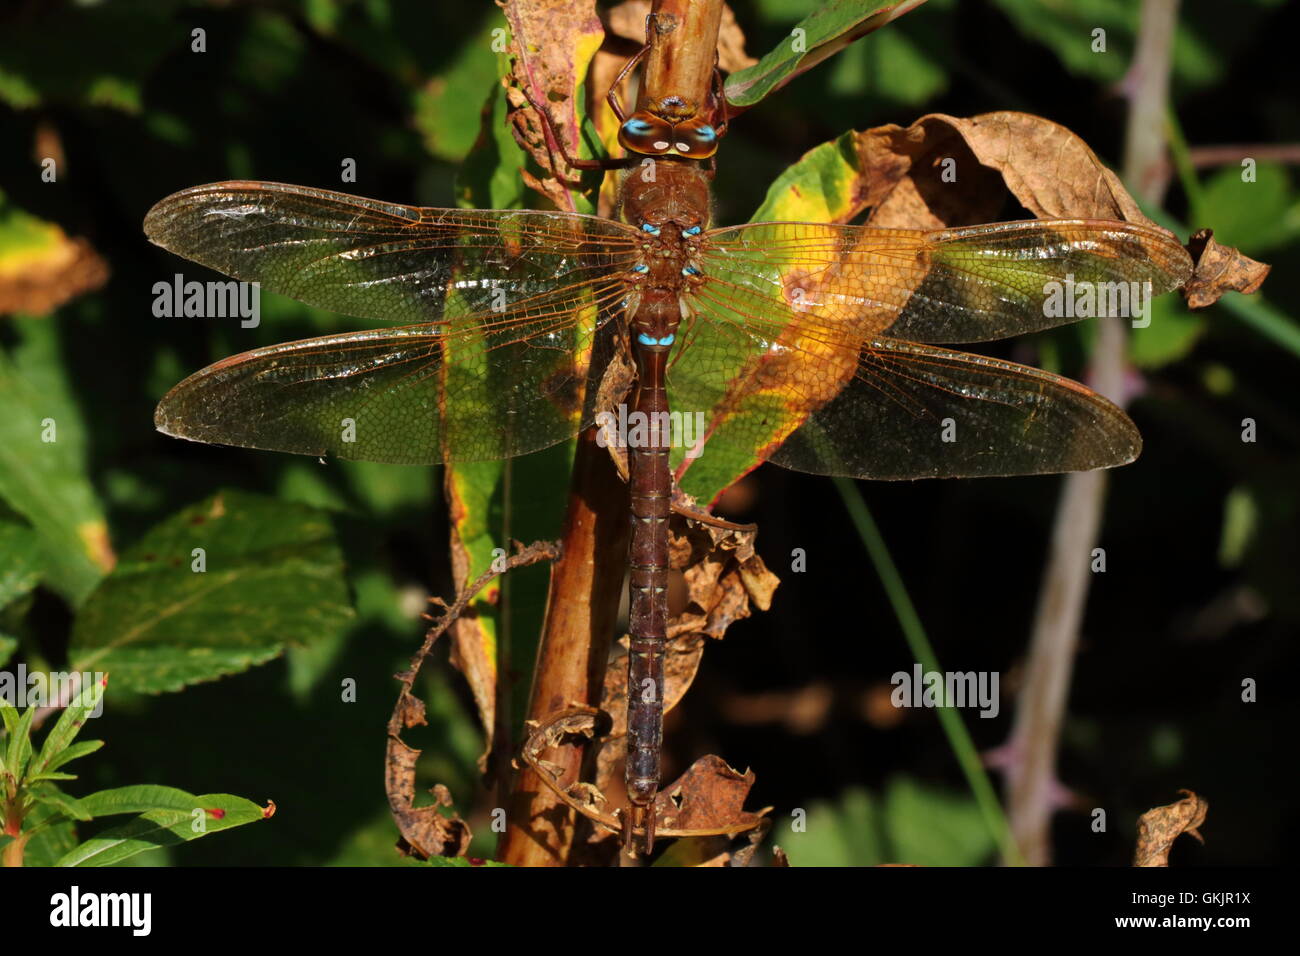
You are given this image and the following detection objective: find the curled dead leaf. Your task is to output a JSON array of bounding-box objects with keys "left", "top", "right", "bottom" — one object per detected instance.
[
  {"left": 1183, "top": 229, "right": 1271, "bottom": 309},
  {"left": 1134, "top": 789, "right": 1208, "bottom": 867},
  {"left": 385, "top": 737, "right": 473, "bottom": 858}
]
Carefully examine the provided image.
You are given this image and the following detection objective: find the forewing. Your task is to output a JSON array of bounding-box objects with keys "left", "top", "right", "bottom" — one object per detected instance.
[
  {"left": 144, "top": 181, "right": 638, "bottom": 322},
  {"left": 147, "top": 182, "right": 638, "bottom": 464},
  {"left": 697, "top": 218, "right": 1192, "bottom": 344}
]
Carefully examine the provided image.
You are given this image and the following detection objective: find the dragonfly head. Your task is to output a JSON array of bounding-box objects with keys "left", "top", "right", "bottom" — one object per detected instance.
[{"left": 619, "top": 110, "right": 719, "bottom": 160}]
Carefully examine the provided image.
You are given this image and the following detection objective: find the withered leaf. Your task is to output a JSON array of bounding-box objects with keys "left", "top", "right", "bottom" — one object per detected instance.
[
  {"left": 1184, "top": 229, "right": 1271, "bottom": 309},
  {"left": 1134, "top": 789, "right": 1208, "bottom": 867},
  {"left": 503, "top": 0, "right": 605, "bottom": 210},
  {"left": 385, "top": 738, "right": 473, "bottom": 858},
  {"left": 653, "top": 754, "right": 768, "bottom": 835}
]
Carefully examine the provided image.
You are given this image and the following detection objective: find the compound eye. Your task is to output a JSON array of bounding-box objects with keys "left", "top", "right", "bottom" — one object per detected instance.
[
  {"left": 619, "top": 113, "right": 673, "bottom": 156},
  {"left": 671, "top": 118, "right": 719, "bottom": 159}
]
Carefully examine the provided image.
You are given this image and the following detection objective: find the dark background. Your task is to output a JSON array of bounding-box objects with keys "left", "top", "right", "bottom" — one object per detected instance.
[{"left": 1, "top": 0, "right": 1296, "bottom": 865}]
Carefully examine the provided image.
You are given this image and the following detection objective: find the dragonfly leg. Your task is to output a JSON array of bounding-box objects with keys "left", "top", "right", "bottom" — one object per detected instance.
[{"left": 515, "top": 86, "right": 619, "bottom": 174}]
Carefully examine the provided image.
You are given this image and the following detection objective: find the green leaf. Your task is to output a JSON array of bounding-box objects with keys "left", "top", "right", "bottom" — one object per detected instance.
[
  {"left": 3, "top": 802, "right": 77, "bottom": 865},
  {"left": 779, "top": 787, "right": 885, "bottom": 865},
  {"left": 414, "top": 20, "right": 502, "bottom": 162},
  {"left": 32, "top": 677, "right": 105, "bottom": 776},
  {"left": 0, "top": 318, "right": 114, "bottom": 605},
  {"left": 1192, "top": 163, "right": 1300, "bottom": 255},
  {"left": 725, "top": 0, "right": 928, "bottom": 108},
  {"left": 0, "top": 634, "right": 15, "bottom": 668},
  {"left": 75, "top": 784, "right": 233, "bottom": 818},
  {"left": 1219, "top": 486, "right": 1259, "bottom": 569},
  {"left": 883, "top": 776, "right": 995, "bottom": 865},
  {"left": 1128, "top": 295, "right": 1207, "bottom": 369},
  {"left": 70, "top": 490, "right": 354, "bottom": 694},
  {"left": 779, "top": 777, "right": 996, "bottom": 865},
  {"left": 987, "top": 0, "right": 1219, "bottom": 87},
  {"left": 0, "top": 520, "right": 43, "bottom": 608},
  {"left": 30, "top": 782, "right": 93, "bottom": 822},
  {"left": 4, "top": 704, "right": 35, "bottom": 780},
  {"left": 55, "top": 792, "right": 270, "bottom": 866}
]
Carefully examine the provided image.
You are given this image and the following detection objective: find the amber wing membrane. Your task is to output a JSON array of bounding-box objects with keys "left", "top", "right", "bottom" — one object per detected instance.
[
  {"left": 145, "top": 182, "right": 640, "bottom": 463},
  {"left": 697, "top": 219, "right": 1192, "bottom": 344},
  {"left": 666, "top": 218, "right": 1190, "bottom": 484}
]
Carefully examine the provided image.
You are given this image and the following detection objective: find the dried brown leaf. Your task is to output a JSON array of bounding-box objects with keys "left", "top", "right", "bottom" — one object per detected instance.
[
  {"left": 1134, "top": 789, "right": 1208, "bottom": 867},
  {"left": 1183, "top": 229, "right": 1271, "bottom": 309},
  {"left": 503, "top": 0, "right": 605, "bottom": 210},
  {"left": 653, "top": 754, "right": 767, "bottom": 835},
  {"left": 385, "top": 738, "right": 473, "bottom": 858}
]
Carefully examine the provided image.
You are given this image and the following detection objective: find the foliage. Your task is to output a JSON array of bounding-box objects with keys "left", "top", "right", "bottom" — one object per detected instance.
[{"left": 0, "top": 0, "right": 1296, "bottom": 866}]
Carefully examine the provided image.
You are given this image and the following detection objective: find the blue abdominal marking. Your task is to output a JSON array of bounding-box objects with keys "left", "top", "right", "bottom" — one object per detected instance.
[
  {"left": 696, "top": 126, "right": 717, "bottom": 142},
  {"left": 632, "top": 263, "right": 650, "bottom": 273},
  {"left": 623, "top": 118, "right": 654, "bottom": 134},
  {"left": 641, "top": 223, "right": 661, "bottom": 235},
  {"left": 682, "top": 266, "right": 699, "bottom": 276},
  {"left": 637, "top": 333, "right": 675, "bottom": 347},
  {"left": 683, "top": 225, "right": 702, "bottom": 236}
]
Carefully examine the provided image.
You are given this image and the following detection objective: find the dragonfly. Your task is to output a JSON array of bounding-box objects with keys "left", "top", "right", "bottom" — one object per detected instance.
[{"left": 144, "top": 26, "right": 1192, "bottom": 857}]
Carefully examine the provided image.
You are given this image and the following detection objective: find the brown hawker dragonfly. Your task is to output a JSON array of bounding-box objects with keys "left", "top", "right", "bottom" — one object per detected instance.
[{"left": 144, "top": 34, "right": 1193, "bottom": 854}]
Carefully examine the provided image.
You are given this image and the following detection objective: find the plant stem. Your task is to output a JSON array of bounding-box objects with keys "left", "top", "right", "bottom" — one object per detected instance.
[
  {"left": 1003, "top": 0, "right": 1181, "bottom": 866},
  {"left": 833, "top": 477, "right": 1023, "bottom": 866}
]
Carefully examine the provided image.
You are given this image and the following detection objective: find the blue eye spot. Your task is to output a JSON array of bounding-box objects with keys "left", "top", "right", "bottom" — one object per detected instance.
[
  {"left": 696, "top": 126, "right": 717, "bottom": 142},
  {"left": 624, "top": 119, "right": 653, "bottom": 134},
  {"left": 683, "top": 225, "right": 702, "bottom": 236},
  {"left": 641, "top": 223, "right": 660, "bottom": 235},
  {"left": 632, "top": 263, "right": 649, "bottom": 274}
]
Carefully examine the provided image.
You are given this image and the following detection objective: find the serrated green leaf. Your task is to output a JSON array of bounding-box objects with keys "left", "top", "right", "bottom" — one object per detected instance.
[
  {"left": 55, "top": 792, "right": 269, "bottom": 866},
  {"left": 70, "top": 490, "right": 354, "bottom": 693},
  {"left": 726, "top": 0, "right": 928, "bottom": 108},
  {"left": 0, "top": 318, "right": 114, "bottom": 605}
]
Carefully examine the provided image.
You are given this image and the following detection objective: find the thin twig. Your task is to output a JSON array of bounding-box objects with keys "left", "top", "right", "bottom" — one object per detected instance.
[{"left": 1003, "top": 0, "right": 1181, "bottom": 866}]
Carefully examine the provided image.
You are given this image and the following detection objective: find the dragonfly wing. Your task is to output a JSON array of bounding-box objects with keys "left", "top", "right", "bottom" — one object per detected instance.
[
  {"left": 147, "top": 181, "right": 638, "bottom": 463},
  {"left": 766, "top": 336, "right": 1140, "bottom": 479},
  {"left": 698, "top": 219, "right": 1191, "bottom": 344},
  {"left": 144, "top": 181, "right": 638, "bottom": 323},
  {"left": 155, "top": 298, "right": 623, "bottom": 464}
]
